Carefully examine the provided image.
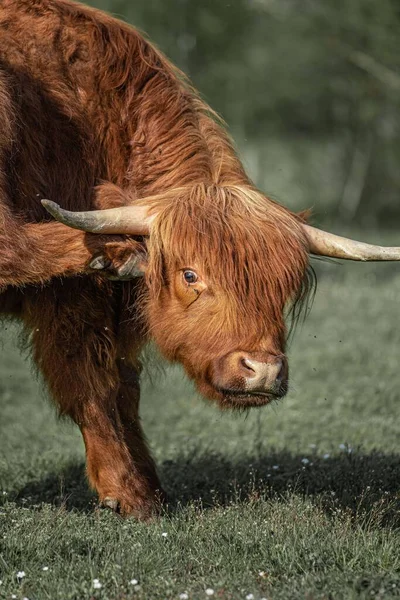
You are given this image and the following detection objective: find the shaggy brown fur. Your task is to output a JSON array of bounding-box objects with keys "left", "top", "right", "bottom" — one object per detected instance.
[{"left": 0, "top": 0, "right": 312, "bottom": 518}]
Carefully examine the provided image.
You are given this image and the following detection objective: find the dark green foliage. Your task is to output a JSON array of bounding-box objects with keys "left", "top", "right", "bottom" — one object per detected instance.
[{"left": 84, "top": 0, "right": 400, "bottom": 226}]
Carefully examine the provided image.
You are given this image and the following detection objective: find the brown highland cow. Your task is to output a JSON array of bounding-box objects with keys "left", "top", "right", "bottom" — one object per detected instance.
[{"left": 1, "top": 0, "right": 399, "bottom": 518}]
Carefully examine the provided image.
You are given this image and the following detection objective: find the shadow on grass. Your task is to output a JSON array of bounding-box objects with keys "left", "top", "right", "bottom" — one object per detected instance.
[
  {"left": 13, "top": 449, "right": 400, "bottom": 526},
  {"left": 14, "top": 462, "right": 97, "bottom": 513},
  {"left": 162, "top": 450, "right": 400, "bottom": 527}
]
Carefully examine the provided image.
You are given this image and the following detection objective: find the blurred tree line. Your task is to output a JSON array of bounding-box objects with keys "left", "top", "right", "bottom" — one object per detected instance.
[{"left": 88, "top": 0, "right": 400, "bottom": 226}]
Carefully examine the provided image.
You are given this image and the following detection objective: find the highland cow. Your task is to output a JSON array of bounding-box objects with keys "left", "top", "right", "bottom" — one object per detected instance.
[{"left": 1, "top": 0, "right": 399, "bottom": 518}]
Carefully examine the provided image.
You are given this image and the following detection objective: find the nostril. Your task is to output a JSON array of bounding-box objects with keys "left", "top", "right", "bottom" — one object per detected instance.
[
  {"left": 275, "top": 359, "right": 285, "bottom": 382},
  {"left": 240, "top": 357, "right": 256, "bottom": 374}
]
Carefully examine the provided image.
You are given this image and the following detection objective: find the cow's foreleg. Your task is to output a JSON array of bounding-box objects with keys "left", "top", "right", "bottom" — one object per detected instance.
[
  {"left": 83, "top": 360, "right": 164, "bottom": 518},
  {"left": 25, "top": 282, "right": 163, "bottom": 519},
  {"left": 0, "top": 214, "right": 92, "bottom": 287},
  {"left": 80, "top": 389, "right": 163, "bottom": 519},
  {"left": 0, "top": 208, "right": 142, "bottom": 288}
]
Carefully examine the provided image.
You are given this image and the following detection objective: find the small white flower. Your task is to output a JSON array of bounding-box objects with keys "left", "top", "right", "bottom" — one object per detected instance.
[
  {"left": 272, "top": 465, "right": 279, "bottom": 470},
  {"left": 93, "top": 579, "right": 102, "bottom": 589},
  {"left": 323, "top": 453, "right": 330, "bottom": 459},
  {"left": 17, "top": 571, "right": 26, "bottom": 580},
  {"left": 179, "top": 593, "right": 189, "bottom": 600},
  {"left": 129, "top": 579, "right": 138, "bottom": 585},
  {"left": 301, "top": 458, "right": 310, "bottom": 465},
  {"left": 205, "top": 589, "right": 215, "bottom": 596},
  {"left": 11, "top": 595, "right": 16, "bottom": 599},
  {"left": 42, "top": 566, "right": 49, "bottom": 571},
  {"left": 246, "top": 594, "right": 255, "bottom": 600},
  {"left": 2, "top": 491, "right": 7, "bottom": 495},
  {"left": 339, "top": 443, "right": 346, "bottom": 450},
  {"left": 258, "top": 571, "right": 267, "bottom": 578},
  {"left": 161, "top": 532, "right": 168, "bottom": 538},
  {"left": 0, "top": 580, "right": 2, "bottom": 585}
]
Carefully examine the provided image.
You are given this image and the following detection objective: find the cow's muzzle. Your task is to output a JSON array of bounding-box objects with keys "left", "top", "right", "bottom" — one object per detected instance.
[{"left": 212, "top": 351, "right": 288, "bottom": 406}]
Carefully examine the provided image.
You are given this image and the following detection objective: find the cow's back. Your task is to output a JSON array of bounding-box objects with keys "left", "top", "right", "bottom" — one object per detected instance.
[
  {"left": 0, "top": 0, "right": 147, "bottom": 221},
  {"left": 0, "top": 0, "right": 248, "bottom": 225}
]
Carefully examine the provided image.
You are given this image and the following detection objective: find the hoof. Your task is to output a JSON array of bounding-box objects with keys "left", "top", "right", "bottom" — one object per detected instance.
[
  {"left": 101, "top": 497, "right": 119, "bottom": 511},
  {"left": 98, "top": 487, "right": 167, "bottom": 520},
  {"left": 89, "top": 255, "right": 110, "bottom": 270}
]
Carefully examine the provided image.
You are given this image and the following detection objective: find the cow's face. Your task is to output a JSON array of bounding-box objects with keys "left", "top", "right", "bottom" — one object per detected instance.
[{"left": 144, "top": 184, "right": 312, "bottom": 409}]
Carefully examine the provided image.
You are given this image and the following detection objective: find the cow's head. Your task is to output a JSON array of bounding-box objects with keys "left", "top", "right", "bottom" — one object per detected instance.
[
  {"left": 142, "top": 184, "right": 311, "bottom": 408},
  {"left": 43, "top": 184, "right": 400, "bottom": 408}
]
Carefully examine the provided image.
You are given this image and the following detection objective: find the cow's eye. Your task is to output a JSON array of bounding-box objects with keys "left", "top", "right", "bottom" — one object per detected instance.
[{"left": 183, "top": 270, "right": 198, "bottom": 284}]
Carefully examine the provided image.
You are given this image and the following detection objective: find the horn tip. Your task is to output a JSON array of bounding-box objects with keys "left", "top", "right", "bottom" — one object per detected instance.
[{"left": 41, "top": 199, "right": 60, "bottom": 215}]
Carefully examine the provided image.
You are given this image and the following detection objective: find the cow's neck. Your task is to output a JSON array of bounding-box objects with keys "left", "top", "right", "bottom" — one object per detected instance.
[{"left": 124, "top": 76, "right": 250, "bottom": 201}]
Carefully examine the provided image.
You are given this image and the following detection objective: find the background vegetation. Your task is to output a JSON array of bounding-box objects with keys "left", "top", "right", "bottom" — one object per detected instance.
[
  {"left": 1, "top": 1, "right": 400, "bottom": 599},
  {"left": 90, "top": 0, "right": 400, "bottom": 227}
]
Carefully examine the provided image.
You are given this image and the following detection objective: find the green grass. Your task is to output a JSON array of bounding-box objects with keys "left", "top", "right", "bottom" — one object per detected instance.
[{"left": 0, "top": 247, "right": 400, "bottom": 599}]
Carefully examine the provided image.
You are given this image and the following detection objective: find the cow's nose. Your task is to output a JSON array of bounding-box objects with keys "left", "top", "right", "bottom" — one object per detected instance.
[
  {"left": 238, "top": 353, "right": 286, "bottom": 392},
  {"left": 212, "top": 351, "right": 289, "bottom": 400}
]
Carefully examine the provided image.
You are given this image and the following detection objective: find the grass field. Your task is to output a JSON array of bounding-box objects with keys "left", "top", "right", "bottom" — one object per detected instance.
[{"left": 0, "top": 243, "right": 399, "bottom": 600}]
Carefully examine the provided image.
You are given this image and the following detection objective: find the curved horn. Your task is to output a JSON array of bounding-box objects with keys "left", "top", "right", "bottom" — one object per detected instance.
[
  {"left": 303, "top": 224, "right": 400, "bottom": 261},
  {"left": 41, "top": 200, "right": 154, "bottom": 234}
]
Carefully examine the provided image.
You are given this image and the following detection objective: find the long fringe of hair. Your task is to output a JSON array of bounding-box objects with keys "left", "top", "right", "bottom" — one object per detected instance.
[{"left": 44, "top": 0, "right": 316, "bottom": 331}]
